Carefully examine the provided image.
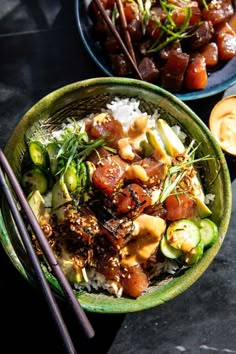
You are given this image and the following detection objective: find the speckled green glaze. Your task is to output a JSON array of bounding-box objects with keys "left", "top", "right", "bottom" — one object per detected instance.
[{"left": 0, "top": 77, "right": 232, "bottom": 313}]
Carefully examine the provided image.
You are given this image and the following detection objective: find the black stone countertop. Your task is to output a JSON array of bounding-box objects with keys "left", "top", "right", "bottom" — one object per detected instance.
[{"left": 0, "top": 1, "right": 236, "bottom": 353}]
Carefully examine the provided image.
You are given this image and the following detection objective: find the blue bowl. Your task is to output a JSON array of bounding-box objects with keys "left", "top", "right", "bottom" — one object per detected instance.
[{"left": 75, "top": 0, "right": 236, "bottom": 101}]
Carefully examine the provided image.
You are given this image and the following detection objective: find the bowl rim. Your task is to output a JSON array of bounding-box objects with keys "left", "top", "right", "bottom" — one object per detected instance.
[{"left": 0, "top": 77, "right": 232, "bottom": 313}]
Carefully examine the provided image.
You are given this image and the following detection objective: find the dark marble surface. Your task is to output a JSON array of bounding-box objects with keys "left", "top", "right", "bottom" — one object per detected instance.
[{"left": 0, "top": 1, "right": 236, "bottom": 353}]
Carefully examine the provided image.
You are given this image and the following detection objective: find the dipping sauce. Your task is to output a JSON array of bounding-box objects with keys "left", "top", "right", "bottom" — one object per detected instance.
[{"left": 209, "top": 95, "right": 236, "bottom": 156}]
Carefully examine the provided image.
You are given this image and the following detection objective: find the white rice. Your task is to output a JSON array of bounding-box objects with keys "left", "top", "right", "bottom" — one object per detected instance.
[
  {"left": 107, "top": 97, "right": 145, "bottom": 127},
  {"left": 205, "top": 193, "right": 215, "bottom": 204},
  {"left": 74, "top": 268, "right": 124, "bottom": 298},
  {"left": 74, "top": 259, "right": 180, "bottom": 298},
  {"left": 107, "top": 97, "right": 158, "bottom": 131}
]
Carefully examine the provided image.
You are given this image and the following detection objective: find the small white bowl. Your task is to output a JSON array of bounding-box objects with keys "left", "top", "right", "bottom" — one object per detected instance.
[{"left": 209, "top": 95, "right": 236, "bottom": 156}]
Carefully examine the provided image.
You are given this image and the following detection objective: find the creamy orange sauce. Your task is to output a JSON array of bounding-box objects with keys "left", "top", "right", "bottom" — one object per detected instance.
[
  {"left": 121, "top": 214, "right": 166, "bottom": 267},
  {"left": 209, "top": 96, "right": 236, "bottom": 156}
]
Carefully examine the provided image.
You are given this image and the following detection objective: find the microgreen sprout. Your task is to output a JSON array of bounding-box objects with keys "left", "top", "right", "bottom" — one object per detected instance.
[
  {"left": 53, "top": 121, "right": 113, "bottom": 177},
  {"left": 159, "top": 140, "right": 214, "bottom": 203}
]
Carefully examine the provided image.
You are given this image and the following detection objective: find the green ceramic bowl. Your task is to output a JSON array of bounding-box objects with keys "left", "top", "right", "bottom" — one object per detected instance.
[{"left": 0, "top": 77, "right": 232, "bottom": 313}]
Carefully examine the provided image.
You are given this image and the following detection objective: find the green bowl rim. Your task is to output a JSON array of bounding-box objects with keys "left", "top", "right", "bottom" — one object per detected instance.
[{"left": 0, "top": 77, "right": 232, "bottom": 313}]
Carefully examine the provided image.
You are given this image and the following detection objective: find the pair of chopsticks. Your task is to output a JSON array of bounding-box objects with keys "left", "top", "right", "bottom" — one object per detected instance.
[
  {"left": 0, "top": 149, "right": 95, "bottom": 354},
  {"left": 93, "top": 0, "right": 143, "bottom": 80}
]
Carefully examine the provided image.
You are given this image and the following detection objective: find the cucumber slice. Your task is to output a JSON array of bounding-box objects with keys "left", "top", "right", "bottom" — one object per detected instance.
[
  {"left": 166, "top": 219, "right": 201, "bottom": 253},
  {"left": 183, "top": 240, "right": 204, "bottom": 265},
  {"left": 199, "top": 218, "right": 218, "bottom": 248},
  {"left": 22, "top": 167, "right": 48, "bottom": 194},
  {"left": 160, "top": 235, "right": 183, "bottom": 259},
  {"left": 46, "top": 142, "right": 59, "bottom": 175},
  {"left": 29, "top": 141, "right": 49, "bottom": 168}
]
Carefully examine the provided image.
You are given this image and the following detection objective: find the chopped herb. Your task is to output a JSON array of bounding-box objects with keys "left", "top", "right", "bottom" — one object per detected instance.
[
  {"left": 54, "top": 121, "right": 112, "bottom": 177},
  {"left": 159, "top": 141, "right": 215, "bottom": 203}
]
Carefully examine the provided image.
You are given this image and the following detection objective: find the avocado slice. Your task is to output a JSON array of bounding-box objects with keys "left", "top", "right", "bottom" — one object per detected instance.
[
  {"left": 146, "top": 129, "right": 172, "bottom": 165},
  {"left": 52, "top": 180, "right": 72, "bottom": 210},
  {"left": 28, "top": 190, "right": 50, "bottom": 223},
  {"left": 191, "top": 174, "right": 205, "bottom": 201},
  {"left": 51, "top": 180, "right": 72, "bottom": 220},
  {"left": 157, "top": 119, "right": 185, "bottom": 157},
  {"left": 58, "top": 251, "right": 83, "bottom": 283},
  {"left": 194, "top": 196, "right": 212, "bottom": 218},
  {"left": 190, "top": 174, "right": 212, "bottom": 218}
]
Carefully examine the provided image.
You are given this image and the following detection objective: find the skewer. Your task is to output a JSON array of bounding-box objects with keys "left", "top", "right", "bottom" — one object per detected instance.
[
  {"left": 93, "top": 0, "right": 143, "bottom": 80},
  {"left": 115, "top": 0, "right": 137, "bottom": 65},
  {"left": 0, "top": 149, "right": 95, "bottom": 353}
]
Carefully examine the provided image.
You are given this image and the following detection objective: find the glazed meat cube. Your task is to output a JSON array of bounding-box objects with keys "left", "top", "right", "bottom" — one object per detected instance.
[
  {"left": 96, "top": 252, "right": 120, "bottom": 278},
  {"left": 127, "top": 18, "right": 143, "bottom": 43},
  {"left": 146, "top": 7, "right": 166, "bottom": 39},
  {"left": 164, "top": 194, "right": 196, "bottom": 220},
  {"left": 134, "top": 157, "right": 166, "bottom": 187},
  {"left": 101, "top": 218, "right": 134, "bottom": 248},
  {"left": 202, "top": 0, "right": 234, "bottom": 26},
  {"left": 92, "top": 155, "right": 127, "bottom": 196},
  {"left": 186, "top": 21, "right": 214, "bottom": 51},
  {"left": 200, "top": 42, "right": 218, "bottom": 67},
  {"left": 184, "top": 54, "right": 208, "bottom": 90},
  {"left": 123, "top": 1, "right": 140, "bottom": 22},
  {"left": 159, "top": 41, "right": 182, "bottom": 61},
  {"left": 88, "top": 146, "right": 114, "bottom": 165},
  {"left": 161, "top": 51, "right": 190, "bottom": 92},
  {"left": 110, "top": 54, "right": 133, "bottom": 77},
  {"left": 215, "top": 22, "right": 236, "bottom": 61},
  {"left": 121, "top": 264, "right": 149, "bottom": 298},
  {"left": 89, "top": 113, "right": 124, "bottom": 149},
  {"left": 138, "top": 57, "right": 160, "bottom": 83},
  {"left": 104, "top": 36, "right": 121, "bottom": 54},
  {"left": 112, "top": 183, "right": 152, "bottom": 217},
  {"left": 139, "top": 39, "right": 153, "bottom": 56},
  {"left": 172, "top": 5, "right": 201, "bottom": 26}
]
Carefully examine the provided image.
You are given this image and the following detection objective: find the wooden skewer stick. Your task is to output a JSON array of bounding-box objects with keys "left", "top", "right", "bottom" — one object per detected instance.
[
  {"left": 0, "top": 149, "right": 95, "bottom": 343},
  {"left": 115, "top": 0, "right": 137, "bottom": 65},
  {"left": 93, "top": 0, "right": 143, "bottom": 80}
]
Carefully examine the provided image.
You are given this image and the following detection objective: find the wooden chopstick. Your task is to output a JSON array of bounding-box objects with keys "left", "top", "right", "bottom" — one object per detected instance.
[
  {"left": 115, "top": 0, "right": 137, "bottom": 65},
  {"left": 0, "top": 149, "right": 95, "bottom": 351},
  {"left": 93, "top": 0, "right": 143, "bottom": 80},
  {"left": 0, "top": 167, "right": 77, "bottom": 354}
]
